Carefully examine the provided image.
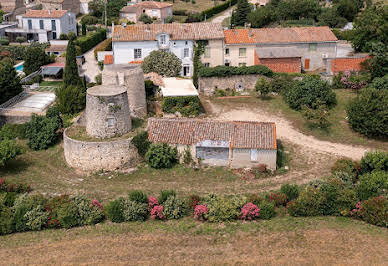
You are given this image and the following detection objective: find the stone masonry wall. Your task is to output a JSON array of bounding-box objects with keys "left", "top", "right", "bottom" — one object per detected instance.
[
  {"left": 63, "top": 128, "right": 139, "bottom": 171},
  {"left": 198, "top": 74, "right": 268, "bottom": 95}
]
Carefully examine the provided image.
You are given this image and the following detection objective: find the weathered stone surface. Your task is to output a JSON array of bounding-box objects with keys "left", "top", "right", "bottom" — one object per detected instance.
[
  {"left": 63, "top": 128, "right": 139, "bottom": 172},
  {"left": 85, "top": 85, "right": 131, "bottom": 138}
]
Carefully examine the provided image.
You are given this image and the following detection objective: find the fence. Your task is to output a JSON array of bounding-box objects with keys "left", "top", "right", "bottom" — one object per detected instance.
[{"left": 21, "top": 69, "right": 42, "bottom": 84}]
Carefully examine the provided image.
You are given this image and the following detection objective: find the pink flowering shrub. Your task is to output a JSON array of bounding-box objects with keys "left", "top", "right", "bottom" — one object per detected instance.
[
  {"left": 350, "top": 201, "right": 363, "bottom": 217},
  {"left": 240, "top": 202, "right": 260, "bottom": 221},
  {"left": 91, "top": 198, "right": 102, "bottom": 209},
  {"left": 148, "top": 196, "right": 158, "bottom": 211},
  {"left": 150, "top": 205, "right": 165, "bottom": 220},
  {"left": 340, "top": 71, "right": 367, "bottom": 91},
  {"left": 194, "top": 204, "right": 208, "bottom": 221}
]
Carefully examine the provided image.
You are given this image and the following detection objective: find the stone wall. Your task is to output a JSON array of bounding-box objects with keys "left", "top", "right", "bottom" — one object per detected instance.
[
  {"left": 198, "top": 74, "right": 267, "bottom": 95},
  {"left": 63, "top": 128, "right": 139, "bottom": 171}
]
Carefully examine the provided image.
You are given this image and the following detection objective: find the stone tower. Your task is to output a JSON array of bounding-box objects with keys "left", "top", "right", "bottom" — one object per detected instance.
[
  {"left": 102, "top": 64, "right": 147, "bottom": 118},
  {"left": 85, "top": 85, "right": 131, "bottom": 138}
]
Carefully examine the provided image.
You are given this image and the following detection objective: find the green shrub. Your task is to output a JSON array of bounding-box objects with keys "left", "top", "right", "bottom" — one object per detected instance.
[
  {"left": 12, "top": 194, "right": 48, "bottom": 232},
  {"left": 145, "top": 143, "right": 178, "bottom": 169},
  {"left": 105, "top": 198, "right": 124, "bottom": 223},
  {"left": 59, "top": 33, "right": 68, "bottom": 40},
  {"left": 0, "top": 124, "right": 26, "bottom": 140},
  {"left": 57, "top": 201, "right": 80, "bottom": 229},
  {"left": 0, "top": 37, "right": 9, "bottom": 46},
  {"left": 145, "top": 80, "right": 157, "bottom": 99},
  {"left": 45, "top": 195, "right": 70, "bottom": 228},
  {"left": 163, "top": 195, "right": 187, "bottom": 219},
  {"left": 361, "top": 151, "right": 388, "bottom": 174},
  {"left": 162, "top": 96, "right": 202, "bottom": 117},
  {"left": 332, "top": 72, "right": 347, "bottom": 89},
  {"left": 25, "top": 114, "right": 60, "bottom": 150},
  {"left": 131, "top": 131, "right": 151, "bottom": 157},
  {"left": 369, "top": 75, "right": 388, "bottom": 90},
  {"left": 72, "top": 195, "right": 104, "bottom": 226},
  {"left": 0, "top": 192, "right": 18, "bottom": 207},
  {"left": 15, "top": 36, "right": 26, "bottom": 44},
  {"left": 128, "top": 190, "right": 148, "bottom": 204},
  {"left": 280, "top": 184, "right": 300, "bottom": 201},
  {"left": 199, "top": 65, "right": 273, "bottom": 78},
  {"left": 287, "top": 187, "right": 326, "bottom": 217},
  {"left": 359, "top": 196, "right": 388, "bottom": 227},
  {"left": 158, "top": 190, "right": 176, "bottom": 204},
  {"left": 75, "top": 28, "right": 106, "bottom": 53},
  {"left": 255, "top": 77, "right": 271, "bottom": 98},
  {"left": 283, "top": 76, "right": 337, "bottom": 111},
  {"left": 269, "top": 75, "right": 296, "bottom": 93},
  {"left": 55, "top": 85, "right": 86, "bottom": 115},
  {"left": 24, "top": 205, "right": 49, "bottom": 231},
  {"left": 81, "top": 15, "right": 98, "bottom": 25},
  {"left": 346, "top": 88, "right": 388, "bottom": 138},
  {"left": 139, "top": 14, "right": 152, "bottom": 24},
  {"left": 336, "top": 189, "right": 358, "bottom": 215},
  {"left": 331, "top": 158, "right": 360, "bottom": 181},
  {"left": 95, "top": 73, "right": 102, "bottom": 85},
  {"left": 258, "top": 201, "right": 276, "bottom": 220},
  {"left": 142, "top": 50, "right": 182, "bottom": 77},
  {"left": 0, "top": 138, "right": 21, "bottom": 166},
  {"left": 0, "top": 204, "right": 13, "bottom": 235},
  {"left": 121, "top": 199, "right": 148, "bottom": 222},
  {"left": 357, "top": 171, "right": 388, "bottom": 201},
  {"left": 199, "top": 0, "right": 238, "bottom": 21},
  {"left": 204, "top": 194, "right": 247, "bottom": 222}
]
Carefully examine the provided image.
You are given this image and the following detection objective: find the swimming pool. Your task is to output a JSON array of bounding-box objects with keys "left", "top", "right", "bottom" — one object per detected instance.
[{"left": 14, "top": 62, "right": 24, "bottom": 72}]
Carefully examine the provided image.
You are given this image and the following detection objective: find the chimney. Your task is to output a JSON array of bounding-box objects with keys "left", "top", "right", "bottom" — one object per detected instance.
[{"left": 48, "top": 10, "right": 51, "bottom": 15}]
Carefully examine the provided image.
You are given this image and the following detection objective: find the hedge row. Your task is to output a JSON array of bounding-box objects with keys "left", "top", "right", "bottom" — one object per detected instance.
[
  {"left": 75, "top": 28, "right": 107, "bottom": 54},
  {"left": 162, "top": 96, "right": 202, "bottom": 117},
  {"left": 199, "top": 65, "right": 274, "bottom": 78}
]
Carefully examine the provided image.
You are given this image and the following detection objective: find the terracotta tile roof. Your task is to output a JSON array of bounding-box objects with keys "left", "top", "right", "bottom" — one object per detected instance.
[
  {"left": 45, "top": 45, "right": 67, "bottom": 52},
  {"left": 42, "top": 62, "right": 65, "bottom": 68},
  {"left": 120, "top": 5, "right": 138, "bottom": 13},
  {"left": 104, "top": 55, "right": 113, "bottom": 65},
  {"left": 138, "top": 1, "right": 173, "bottom": 8},
  {"left": 224, "top": 27, "right": 337, "bottom": 44},
  {"left": 113, "top": 23, "right": 224, "bottom": 42},
  {"left": 147, "top": 118, "right": 277, "bottom": 150},
  {"left": 23, "top": 10, "right": 68, "bottom": 18},
  {"left": 129, "top": 60, "right": 143, "bottom": 64}
]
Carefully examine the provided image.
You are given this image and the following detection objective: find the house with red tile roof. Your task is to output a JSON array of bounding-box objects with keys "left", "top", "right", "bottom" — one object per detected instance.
[
  {"left": 220, "top": 27, "right": 337, "bottom": 72},
  {"left": 5, "top": 9, "right": 76, "bottom": 43},
  {"left": 120, "top": 1, "right": 173, "bottom": 23},
  {"left": 147, "top": 118, "right": 277, "bottom": 169}
]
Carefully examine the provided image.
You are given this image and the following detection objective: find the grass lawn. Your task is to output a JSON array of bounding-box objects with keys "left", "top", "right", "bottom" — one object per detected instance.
[
  {"left": 211, "top": 89, "right": 388, "bottom": 150},
  {"left": 0, "top": 216, "right": 387, "bottom": 264}
]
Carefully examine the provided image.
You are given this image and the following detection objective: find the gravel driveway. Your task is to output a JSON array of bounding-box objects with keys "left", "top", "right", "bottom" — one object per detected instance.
[{"left": 79, "top": 45, "right": 101, "bottom": 83}]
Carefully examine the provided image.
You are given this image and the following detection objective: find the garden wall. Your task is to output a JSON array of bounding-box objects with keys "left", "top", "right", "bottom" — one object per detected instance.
[
  {"left": 63, "top": 128, "right": 139, "bottom": 171},
  {"left": 198, "top": 74, "right": 268, "bottom": 95}
]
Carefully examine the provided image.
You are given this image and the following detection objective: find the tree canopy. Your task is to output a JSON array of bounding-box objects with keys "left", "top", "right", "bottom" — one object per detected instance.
[
  {"left": 232, "top": 0, "right": 251, "bottom": 27},
  {"left": 63, "top": 38, "right": 81, "bottom": 87},
  {"left": 23, "top": 45, "right": 51, "bottom": 75},
  {"left": 0, "top": 59, "right": 22, "bottom": 104},
  {"left": 142, "top": 50, "right": 182, "bottom": 77}
]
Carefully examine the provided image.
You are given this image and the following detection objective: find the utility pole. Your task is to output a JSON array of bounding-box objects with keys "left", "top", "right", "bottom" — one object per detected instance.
[{"left": 104, "top": 0, "right": 107, "bottom": 27}]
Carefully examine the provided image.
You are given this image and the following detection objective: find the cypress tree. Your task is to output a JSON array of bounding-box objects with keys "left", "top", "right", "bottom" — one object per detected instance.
[
  {"left": 233, "top": 0, "right": 251, "bottom": 27},
  {"left": 82, "top": 22, "right": 86, "bottom": 36},
  {"left": 63, "top": 38, "right": 81, "bottom": 87}
]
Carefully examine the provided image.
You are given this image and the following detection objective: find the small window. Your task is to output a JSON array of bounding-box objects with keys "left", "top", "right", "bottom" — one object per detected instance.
[
  {"left": 239, "top": 63, "right": 247, "bottom": 67},
  {"left": 225, "top": 48, "right": 230, "bottom": 55},
  {"left": 39, "top": 20, "right": 44, "bottom": 30},
  {"left": 51, "top": 20, "right": 56, "bottom": 31},
  {"left": 184, "top": 48, "right": 189, "bottom": 58},
  {"left": 173, "top": 42, "right": 176, "bottom": 46},
  {"left": 134, "top": 48, "right": 142, "bottom": 59},
  {"left": 160, "top": 34, "right": 167, "bottom": 45},
  {"left": 28, "top": 19, "right": 32, "bottom": 30},
  {"left": 204, "top": 63, "right": 210, "bottom": 67},
  {"left": 185, "top": 41, "right": 188, "bottom": 45},
  {"left": 309, "top": 43, "right": 317, "bottom": 51},
  {"left": 239, "top": 48, "right": 246, "bottom": 57},
  {"left": 107, "top": 118, "right": 115, "bottom": 128},
  {"left": 204, "top": 47, "right": 210, "bottom": 58}
]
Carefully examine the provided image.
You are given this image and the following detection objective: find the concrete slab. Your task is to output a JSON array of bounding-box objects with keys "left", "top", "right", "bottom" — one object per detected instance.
[
  {"left": 9, "top": 92, "right": 56, "bottom": 113},
  {"left": 161, "top": 77, "right": 198, "bottom": 97}
]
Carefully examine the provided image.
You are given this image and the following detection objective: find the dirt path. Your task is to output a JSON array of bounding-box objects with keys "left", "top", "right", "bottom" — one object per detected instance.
[
  {"left": 210, "top": 6, "right": 235, "bottom": 23},
  {"left": 206, "top": 100, "right": 369, "bottom": 161},
  {"left": 79, "top": 45, "right": 101, "bottom": 83}
]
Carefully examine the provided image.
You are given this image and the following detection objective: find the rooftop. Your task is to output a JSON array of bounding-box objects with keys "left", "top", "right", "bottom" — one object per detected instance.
[
  {"left": 120, "top": 1, "right": 172, "bottom": 12},
  {"left": 113, "top": 23, "right": 224, "bottom": 42},
  {"left": 23, "top": 9, "right": 68, "bottom": 18},
  {"left": 87, "top": 85, "right": 127, "bottom": 97},
  {"left": 224, "top": 27, "right": 338, "bottom": 44},
  {"left": 147, "top": 118, "right": 277, "bottom": 150}
]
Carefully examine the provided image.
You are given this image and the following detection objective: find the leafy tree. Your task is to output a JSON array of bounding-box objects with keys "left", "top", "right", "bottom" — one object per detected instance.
[
  {"left": 23, "top": 45, "right": 51, "bottom": 75},
  {"left": 145, "top": 143, "right": 178, "bottom": 169},
  {"left": 55, "top": 85, "right": 86, "bottom": 115},
  {"left": 131, "top": 130, "right": 151, "bottom": 157},
  {"left": 369, "top": 75, "right": 388, "bottom": 90},
  {"left": 346, "top": 88, "right": 388, "bottom": 138},
  {"left": 318, "top": 7, "right": 347, "bottom": 28},
  {"left": 255, "top": 77, "right": 270, "bottom": 98},
  {"left": 0, "top": 138, "right": 21, "bottom": 166},
  {"left": 59, "top": 33, "right": 68, "bottom": 40},
  {"left": 335, "top": 0, "right": 360, "bottom": 22},
  {"left": 107, "top": 0, "right": 127, "bottom": 18},
  {"left": 63, "top": 38, "right": 81, "bottom": 87},
  {"left": 248, "top": 5, "right": 275, "bottom": 28},
  {"left": 277, "top": 0, "right": 321, "bottom": 20},
  {"left": 283, "top": 77, "right": 337, "bottom": 111},
  {"left": 232, "top": 0, "right": 251, "bottom": 27},
  {"left": 0, "top": 59, "right": 22, "bottom": 104},
  {"left": 362, "top": 43, "right": 388, "bottom": 79},
  {"left": 25, "top": 114, "right": 61, "bottom": 150},
  {"left": 89, "top": 0, "right": 104, "bottom": 17},
  {"left": 139, "top": 14, "right": 152, "bottom": 24},
  {"left": 142, "top": 50, "right": 182, "bottom": 77},
  {"left": 0, "top": 10, "right": 4, "bottom": 23},
  {"left": 351, "top": 4, "right": 388, "bottom": 52},
  {"left": 82, "top": 22, "right": 87, "bottom": 36}
]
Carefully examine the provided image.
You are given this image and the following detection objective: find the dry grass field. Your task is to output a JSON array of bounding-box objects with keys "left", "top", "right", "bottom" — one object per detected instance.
[
  {"left": 0, "top": 217, "right": 387, "bottom": 264},
  {"left": 172, "top": 0, "right": 219, "bottom": 12}
]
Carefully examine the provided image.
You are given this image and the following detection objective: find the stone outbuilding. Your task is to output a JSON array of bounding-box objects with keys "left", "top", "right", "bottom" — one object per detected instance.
[{"left": 147, "top": 118, "right": 277, "bottom": 170}]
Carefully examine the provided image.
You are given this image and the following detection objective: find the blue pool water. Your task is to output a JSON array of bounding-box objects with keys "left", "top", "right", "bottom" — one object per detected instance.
[{"left": 14, "top": 63, "right": 24, "bottom": 72}]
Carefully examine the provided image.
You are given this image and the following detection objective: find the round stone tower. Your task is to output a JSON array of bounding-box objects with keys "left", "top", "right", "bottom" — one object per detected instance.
[
  {"left": 102, "top": 64, "right": 147, "bottom": 118},
  {"left": 86, "top": 85, "right": 131, "bottom": 138}
]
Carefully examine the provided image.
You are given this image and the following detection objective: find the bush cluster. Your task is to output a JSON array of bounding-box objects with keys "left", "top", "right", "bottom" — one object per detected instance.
[
  {"left": 145, "top": 143, "right": 178, "bottom": 169},
  {"left": 199, "top": 65, "right": 273, "bottom": 78},
  {"left": 162, "top": 96, "right": 202, "bottom": 117},
  {"left": 75, "top": 28, "right": 106, "bottom": 54},
  {"left": 131, "top": 131, "right": 151, "bottom": 157}
]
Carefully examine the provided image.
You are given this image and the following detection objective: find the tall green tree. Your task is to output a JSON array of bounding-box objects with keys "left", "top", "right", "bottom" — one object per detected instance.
[
  {"left": 23, "top": 45, "right": 50, "bottom": 75},
  {"left": 363, "top": 43, "right": 388, "bottom": 79},
  {"left": 0, "top": 59, "right": 22, "bottom": 104},
  {"left": 81, "top": 22, "right": 87, "bottom": 36},
  {"left": 232, "top": 0, "right": 251, "bottom": 27},
  {"left": 63, "top": 38, "right": 81, "bottom": 87}
]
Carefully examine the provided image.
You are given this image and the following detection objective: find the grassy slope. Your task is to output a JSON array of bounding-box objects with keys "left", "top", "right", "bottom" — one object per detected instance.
[
  {"left": 211, "top": 89, "right": 388, "bottom": 150},
  {"left": 0, "top": 216, "right": 387, "bottom": 264},
  {"left": 172, "top": 0, "right": 217, "bottom": 12}
]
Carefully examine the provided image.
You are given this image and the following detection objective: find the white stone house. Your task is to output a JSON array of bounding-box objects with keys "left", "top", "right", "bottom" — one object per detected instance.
[
  {"left": 6, "top": 9, "right": 76, "bottom": 43},
  {"left": 147, "top": 118, "right": 277, "bottom": 170},
  {"left": 120, "top": 1, "right": 173, "bottom": 23},
  {"left": 111, "top": 23, "right": 224, "bottom": 77}
]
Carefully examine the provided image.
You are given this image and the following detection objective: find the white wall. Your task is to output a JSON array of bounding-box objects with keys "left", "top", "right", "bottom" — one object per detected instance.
[{"left": 80, "top": 2, "right": 89, "bottom": 14}]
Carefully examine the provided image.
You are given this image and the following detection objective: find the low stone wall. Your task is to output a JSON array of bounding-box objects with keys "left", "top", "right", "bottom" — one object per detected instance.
[
  {"left": 63, "top": 128, "right": 139, "bottom": 172},
  {"left": 198, "top": 74, "right": 268, "bottom": 95}
]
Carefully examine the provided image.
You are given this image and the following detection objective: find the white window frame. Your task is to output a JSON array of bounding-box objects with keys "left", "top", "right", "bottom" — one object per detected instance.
[
  {"left": 160, "top": 34, "right": 167, "bottom": 45},
  {"left": 134, "top": 48, "right": 142, "bottom": 59},
  {"left": 183, "top": 48, "right": 189, "bottom": 58},
  {"left": 239, "top": 48, "right": 246, "bottom": 57}
]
